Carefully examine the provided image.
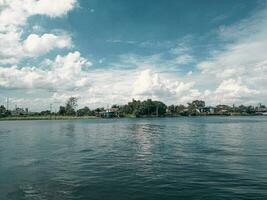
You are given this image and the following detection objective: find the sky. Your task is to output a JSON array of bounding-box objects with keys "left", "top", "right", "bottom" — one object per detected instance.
[{"left": 0, "top": 0, "right": 267, "bottom": 111}]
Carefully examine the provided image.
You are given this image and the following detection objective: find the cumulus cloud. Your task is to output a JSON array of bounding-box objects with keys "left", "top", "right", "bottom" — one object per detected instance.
[
  {"left": 214, "top": 79, "right": 259, "bottom": 103},
  {"left": 133, "top": 69, "right": 169, "bottom": 96},
  {"left": 26, "top": 0, "right": 77, "bottom": 17},
  {"left": 0, "top": 51, "right": 91, "bottom": 90},
  {"left": 0, "top": 30, "right": 23, "bottom": 64},
  {"left": 0, "top": 0, "right": 76, "bottom": 27},
  {"left": 0, "top": 32, "right": 72, "bottom": 64},
  {"left": 197, "top": 6, "right": 267, "bottom": 104},
  {"left": 132, "top": 69, "right": 199, "bottom": 104},
  {"left": 1, "top": 0, "right": 267, "bottom": 109},
  {"left": 0, "top": 0, "right": 76, "bottom": 64},
  {"left": 23, "top": 34, "right": 72, "bottom": 56},
  {"left": 0, "top": 61, "right": 202, "bottom": 110}
]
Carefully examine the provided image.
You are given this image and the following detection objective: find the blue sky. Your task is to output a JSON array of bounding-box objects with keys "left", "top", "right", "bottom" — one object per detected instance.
[{"left": 0, "top": 0, "right": 267, "bottom": 111}]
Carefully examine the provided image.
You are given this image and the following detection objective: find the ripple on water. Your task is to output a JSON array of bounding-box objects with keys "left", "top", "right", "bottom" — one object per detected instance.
[{"left": 1, "top": 117, "right": 267, "bottom": 199}]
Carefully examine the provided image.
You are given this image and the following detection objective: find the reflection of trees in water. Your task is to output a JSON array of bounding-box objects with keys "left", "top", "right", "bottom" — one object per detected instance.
[{"left": 60, "top": 123, "right": 76, "bottom": 139}]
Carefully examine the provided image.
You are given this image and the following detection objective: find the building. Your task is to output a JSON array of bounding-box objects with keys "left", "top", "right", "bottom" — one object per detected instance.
[
  {"left": 255, "top": 103, "right": 267, "bottom": 113},
  {"left": 11, "top": 107, "right": 28, "bottom": 116},
  {"left": 200, "top": 107, "right": 215, "bottom": 114},
  {"left": 100, "top": 108, "right": 119, "bottom": 118}
]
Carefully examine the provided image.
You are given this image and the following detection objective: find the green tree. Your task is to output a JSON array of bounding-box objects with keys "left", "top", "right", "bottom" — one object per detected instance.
[
  {"left": 246, "top": 105, "right": 255, "bottom": 114},
  {"left": 122, "top": 99, "right": 166, "bottom": 117},
  {"left": 58, "top": 106, "right": 66, "bottom": 115},
  {"left": 191, "top": 100, "right": 205, "bottom": 109},
  {"left": 167, "top": 105, "right": 175, "bottom": 114},
  {"left": 0, "top": 105, "right": 7, "bottom": 118},
  {"left": 175, "top": 105, "right": 186, "bottom": 114},
  {"left": 40, "top": 110, "right": 51, "bottom": 115},
  {"left": 187, "top": 100, "right": 206, "bottom": 115},
  {"left": 65, "top": 97, "right": 78, "bottom": 116},
  {"left": 77, "top": 106, "right": 91, "bottom": 116}
]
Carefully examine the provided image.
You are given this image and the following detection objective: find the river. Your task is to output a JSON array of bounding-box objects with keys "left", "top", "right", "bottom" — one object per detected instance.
[{"left": 1, "top": 117, "right": 267, "bottom": 199}]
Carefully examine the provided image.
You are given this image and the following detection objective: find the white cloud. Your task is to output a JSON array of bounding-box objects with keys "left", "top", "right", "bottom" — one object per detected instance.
[
  {"left": 0, "top": 51, "right": 91, "bottom": 90},
  {"left": 0, "top": 0, "right": 77, "bottom": 27},
  {"left": 0, "top": 32, "right": 72, "bottom": 64},
  {"left": 214, "top": 79, "right": 259, "bottom": 103},
  {"left": 197, "top": 6, "right": 267, "bottom": 105},
  {"left": 0, "top": 0, "right": 77, "bottom": 64},
  {"left": 1, "top": 1, "right": 267, "bottom": 110},
  {"left": 133, "top": 69, "right": 173, "bottom": 97},
  {"left": 0, "top": 30, "right": 24, "bottom": 64},
  {"left": 23, "top": 34, "right": 72, "bottom": 56},
  {"left": 132, "top": 69, "right": 199, "bottom": 104},
  {"left": 26, "top": 0, "right": 77, "bottom": 17},
  {"left": 0, "top": 60, "right": 202, "bottom": 109}
]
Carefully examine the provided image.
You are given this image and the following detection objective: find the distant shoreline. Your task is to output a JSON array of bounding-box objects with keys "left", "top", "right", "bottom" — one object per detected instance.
[
  {"left": 0, "top": 116, "right": 99, "bottom": 121},
  {"left": 0, "top": 114, "right": 266, "bottom": 121}
]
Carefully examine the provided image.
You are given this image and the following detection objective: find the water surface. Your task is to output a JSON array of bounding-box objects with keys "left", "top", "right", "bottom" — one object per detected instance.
[{"left": 1, "top": 117, "right": 267, "bottom": 200}]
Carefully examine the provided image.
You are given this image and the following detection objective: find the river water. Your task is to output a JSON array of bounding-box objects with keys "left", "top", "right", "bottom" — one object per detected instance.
[{"left": 1, "top": 117, "right": 267, "bottom": 200}]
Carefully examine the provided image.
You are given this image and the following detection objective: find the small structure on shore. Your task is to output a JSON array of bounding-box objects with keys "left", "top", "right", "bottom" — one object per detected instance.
[
  {"left": 199, "top": 107, "right": 215, "bottom": 114},
  {"left": 100, "top": 108, "right": 119, "bottom": 118},
  {"left": 11, "top": 107, "right": 29, "bottom": 116}
]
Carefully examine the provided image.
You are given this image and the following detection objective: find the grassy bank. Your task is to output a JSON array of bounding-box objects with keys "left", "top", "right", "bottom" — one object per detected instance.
[
  {"left": 1, "top": 114, "right": 266, "bottom": 121},
  {"left": 0, "top": 115, "right": 99, "bottom": 121}
]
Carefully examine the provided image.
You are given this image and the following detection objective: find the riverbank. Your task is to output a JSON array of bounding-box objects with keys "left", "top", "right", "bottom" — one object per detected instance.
[
  {"left": 0, "top": 114, "right": 266, "bottom": 121},
  {"left": 1, "top": 116, "right": 267, "bottom": 200},
  {"left": 0, "top": 115, "right": 99, "bottom": 121}
]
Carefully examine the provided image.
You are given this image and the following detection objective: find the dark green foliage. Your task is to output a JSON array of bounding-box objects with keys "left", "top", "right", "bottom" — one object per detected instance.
[
  {"left": 93, "top": 107, "right": 105, "bottom": 112},
  {"left": 1, "top": 98, "right": 266, "bottom": 119},
  {"left": 65, "top": 97, "right": 78, "bottom": 115},
  {"left": 39, "top": 110, "right": 51, "bottom": 115},
  {"left": 119, "top": 99, "right": 167, "bottom": 117},
  {"left": 77, "top": 106, "right": 92, "bottom": 116},
  {"left": 58, "top": 106, "right": 66, "bottom": 115},
  {"left": 0, "top": 105, "right": 10, "bottom": 118},
  {"left": 57, "top": 97, "right": 78, "bottom": 116}
]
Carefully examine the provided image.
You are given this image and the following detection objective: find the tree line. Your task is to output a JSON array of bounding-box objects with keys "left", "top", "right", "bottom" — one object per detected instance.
[
  {"left": 0, "top": 97, "right": 266, "bottom": 118},
  {"left": 55, "top": 98, "right": 167, "bottom": 117}
]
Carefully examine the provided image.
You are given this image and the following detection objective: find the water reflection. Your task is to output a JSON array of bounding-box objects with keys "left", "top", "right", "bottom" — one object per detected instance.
[{"left": 1, "top": 117, "right": 267, "bottom": 199}]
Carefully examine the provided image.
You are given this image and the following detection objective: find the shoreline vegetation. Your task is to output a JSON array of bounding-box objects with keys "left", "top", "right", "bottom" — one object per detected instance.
[
  {"left": 1, "top": 97, "right": 266, "bottom": 121},
  {"left": 0, "top": 113, "right": 266, "bottom": 121}
]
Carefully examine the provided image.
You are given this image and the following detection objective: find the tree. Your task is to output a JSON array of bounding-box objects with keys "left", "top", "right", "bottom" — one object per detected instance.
[
  {"left": 154, "top": 101, "right": 167, "bottom": 116},
  {"left": 187, "top": 100, "right": 206, "bottom": 115},
  {"left": 77, "top": 106, "right": 91, "bottom": 116},
  {"left": 191, "top": 100, "right": 205, "bottom": 109},
  {"left": 238, "top": 105, "right": 247, "bottom": 113},
  {"left": 111, "top": 104, "right": 120, "bottom": 109},
  {"left": 167, "top": 105, "right": 175, "bottom": 114},
  {"left": 0, "top": 105, "right": 7, "bottom": 118},
  {"left": 40, "top": 110, "right": 51, "bottom": 115},
  {"left": 0, "top": 105, "right": 11, "bottom": 118},
  {"left": 175, "top": 105, "right": 186, "bottom": 114},
  {"left": 65, "top": 97, "right": 78, "bottom": 116},
  {"left": 246, "top": 105, "right": 255, "bottom": 114},
  {"left": 120, "top": 99, "right": 166, "bottom": 117},
  {"left": 58, "top": 106, "right": 66, "bottom": 115}
]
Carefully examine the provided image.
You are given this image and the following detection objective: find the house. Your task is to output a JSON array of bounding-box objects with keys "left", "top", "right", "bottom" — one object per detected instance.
[
  {"left": 255, "top": 104, "right": 267, "bottom": 113},
  {"left": 101, "top": 108, "right": 119, "bottom": 118},
  {"left": 200, "top": 107, "right": 215, "bottom": 114},
  {"left": 11, "top": 107, "right": 28, "bottom": 116},
  {"left": 215, "top": 105, "right": 232, "bottom": 114}
]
